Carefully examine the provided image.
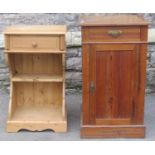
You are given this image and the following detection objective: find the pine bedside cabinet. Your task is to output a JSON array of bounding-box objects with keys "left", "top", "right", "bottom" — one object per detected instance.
[
  {"left": 4, "top": 26, "right": 67, "bottom": 132},
  {"left": 80, "top": 15, "right": 148, "bottom": 138}
]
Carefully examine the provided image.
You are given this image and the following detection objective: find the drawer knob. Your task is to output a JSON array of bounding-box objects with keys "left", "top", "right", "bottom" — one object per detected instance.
[
  {"left": 108, "top": 30, "right": 122, "bottom": 38},
  {"left": 32, "top": 42, "right": 37, "bottom": 48}
]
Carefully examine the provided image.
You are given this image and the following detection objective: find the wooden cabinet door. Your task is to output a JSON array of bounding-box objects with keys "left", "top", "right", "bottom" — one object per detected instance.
[{"left": 89, "top": 44, "right": 144, "bottom": 125}]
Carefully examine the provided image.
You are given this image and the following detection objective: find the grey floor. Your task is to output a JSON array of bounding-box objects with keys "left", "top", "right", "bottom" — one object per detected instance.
[{"left": 0, "top": 90, "right": 155, "bottom": 141}]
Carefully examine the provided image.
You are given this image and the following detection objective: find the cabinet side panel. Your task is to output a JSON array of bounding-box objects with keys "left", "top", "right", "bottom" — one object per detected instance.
[
  {"left": 8, "top": 82, "right": 17, "bottom": 119},
  {"left": 62, "top": 54, "right": 65, "bottom": 118},
  {"left": 7, "top": 54, "right": 16, "bottom": 77},
  {"left": 59, "top": 35, "right": 65, "bottom": 51},
  {"left": 133, "top": 44, "right": 147, "bottom": 124},
  {"left": 140, "top": 26, "right": 148, "bottom": 41},
  {"left": 4, "top": 35, "right": 10, "bottom": 65},
  {"left": 82, "top": 44, "right": 90, "bottom": 125},
  {"left": 133, "top": 26, "right": 147, "bottom": 124}
]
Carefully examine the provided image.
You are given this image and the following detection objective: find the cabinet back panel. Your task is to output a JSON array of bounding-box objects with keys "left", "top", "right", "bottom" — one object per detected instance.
[
  {"left": 10, "top": 54, "right": 62, "bottom": 75},
  {"left": 13, "top": 82, "right": 62, "bottom": 107}
]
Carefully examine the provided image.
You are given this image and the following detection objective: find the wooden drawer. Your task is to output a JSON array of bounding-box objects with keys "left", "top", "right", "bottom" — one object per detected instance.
[
  {"left": 83, "top": 26, "right": 141, "bottom": 42},
  {"left": 9, "top": 35, "right": 62, "bottom": 50}
]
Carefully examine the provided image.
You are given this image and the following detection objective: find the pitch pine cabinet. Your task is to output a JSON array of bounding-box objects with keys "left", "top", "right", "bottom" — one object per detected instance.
[
  {"left": 80, "top": 15, "right": 148, "bottom": 138},
  {"left": 4, "top": 26, "right": 67, "bottom": 132}
]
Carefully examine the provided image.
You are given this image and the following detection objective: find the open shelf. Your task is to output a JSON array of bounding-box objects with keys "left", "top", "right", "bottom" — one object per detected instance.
[
  {"left": 7, "top": 82, "right": 66, "bottom": 132},
  {"left": 6, "top": 50, "right": 65, "bottom": 54},
  {"left": 8, "top": 53, "right": 63, "bottom": 77},
  {"left": 10, "top": 104, "right": 63, "bottom": 122},
  {"left": 12, "top": 74, "right": 63, "bottom": 82},
  {"left": 10, "top": 82, "right": 63, "bottom": 107}
]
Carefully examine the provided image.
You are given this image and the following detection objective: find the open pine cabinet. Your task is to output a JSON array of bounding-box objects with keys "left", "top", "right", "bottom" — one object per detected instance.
[{"left": 4, "top": 26, "right": 67, "bottom": 132}]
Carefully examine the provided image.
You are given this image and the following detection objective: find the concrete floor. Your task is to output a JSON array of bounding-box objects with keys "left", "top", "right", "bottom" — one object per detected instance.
[{"left": 0, "top": 90, "right": 155, "bottom": 141}]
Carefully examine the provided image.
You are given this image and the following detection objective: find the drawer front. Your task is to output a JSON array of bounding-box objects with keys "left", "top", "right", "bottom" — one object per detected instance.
[
  {"left": 83, "top": 26, "right": 141, "bottom": 42},
  {"left": 9, "top": 35, "right": 61, "bottom": 50}
]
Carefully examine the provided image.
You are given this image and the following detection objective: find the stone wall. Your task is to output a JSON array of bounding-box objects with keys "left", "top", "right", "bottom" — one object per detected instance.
[
  {"left": 0, "top": 13, "right": 155, "bottom": 32},
  {"left": 147, "top": 44, "right": 155, "bottom": 93},
  {"left": 0, "top": 13, "right": 155, "bottom": 94}
]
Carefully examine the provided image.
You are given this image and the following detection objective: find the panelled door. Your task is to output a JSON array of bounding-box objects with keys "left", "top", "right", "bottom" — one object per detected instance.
[{"left": 89, "top": 44, "right": 141, "bottom": 125}]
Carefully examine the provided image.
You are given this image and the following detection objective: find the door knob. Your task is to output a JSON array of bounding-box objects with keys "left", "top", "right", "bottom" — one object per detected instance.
[{"left": 90, "top": 81, "right": 95, "bottom": 93}]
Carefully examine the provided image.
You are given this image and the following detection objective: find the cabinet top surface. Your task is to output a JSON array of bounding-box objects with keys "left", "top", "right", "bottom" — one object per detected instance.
[
  {"left": 4, "top": 25, "right": 67, "bottom": 35},
  {"left": 80, "top": 15, "right": 149, "bottom": 26}
]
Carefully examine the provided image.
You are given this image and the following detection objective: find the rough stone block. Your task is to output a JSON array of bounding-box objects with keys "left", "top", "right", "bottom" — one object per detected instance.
[
  {"left": 66, "top": 71, "right": 82, "bottom": 88},
  {"left": 0, "top": 73, "right": 9, "bottom": 81},
  {"left": 146, "top": 68, "right": 155, "bottom": 93},
  {"left": 66, "top": 47, "right": 79, "bottom": 58},
  {"left": 66, "top": 57, "right": 82, "bottom": 71},
  {"left": 150, "top": 52, "right": 155, "bottom": 67}
]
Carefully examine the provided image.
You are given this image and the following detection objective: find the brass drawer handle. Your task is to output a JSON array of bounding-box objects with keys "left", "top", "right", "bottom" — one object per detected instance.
[
  {"left": 32, "top": 42, "right": 37, "bottom": 48},
  {"left": 107, "top": 30, "right": 122, "bottom": 38}
]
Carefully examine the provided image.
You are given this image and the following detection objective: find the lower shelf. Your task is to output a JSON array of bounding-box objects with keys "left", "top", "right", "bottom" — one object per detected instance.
[
  {"left": 81, "top": 125, "right": 145, "bottom": 138},
  {"left": 12, "top": 74, "right": 63, "bottom": 82},
  {"left": 7, "top": 105, "right": 67, "bottom": 132}
]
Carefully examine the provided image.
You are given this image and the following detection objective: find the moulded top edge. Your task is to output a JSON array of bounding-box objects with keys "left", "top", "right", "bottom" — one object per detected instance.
[
  {"left": 80, "top": 15, "right": 149, "bottom": 26},
  {"left": 4, "top": 25, "right": 67, "bottom": 35}
]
